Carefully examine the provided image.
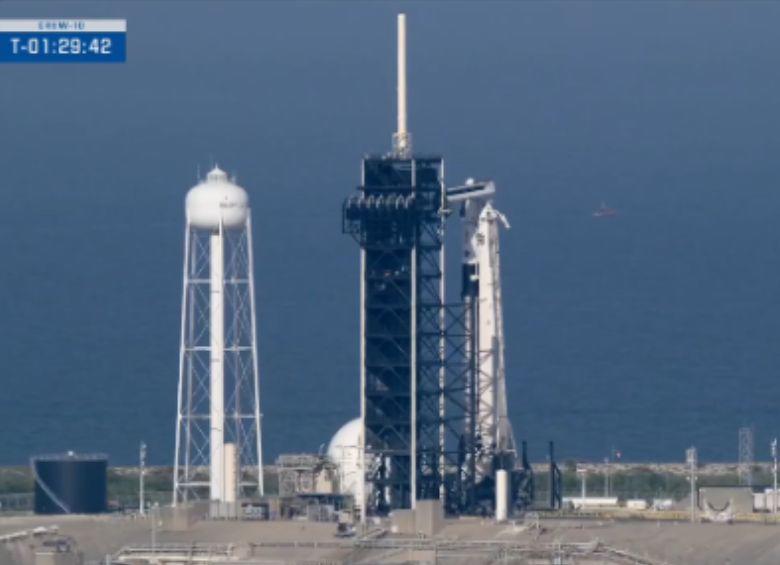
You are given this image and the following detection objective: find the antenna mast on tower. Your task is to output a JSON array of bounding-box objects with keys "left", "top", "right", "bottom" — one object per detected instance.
[{"left": 392, "top": 14, "right": 411, "bottom": 158}]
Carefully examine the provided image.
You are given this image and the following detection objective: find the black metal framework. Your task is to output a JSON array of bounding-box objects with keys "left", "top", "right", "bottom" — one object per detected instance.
[
  {"left": 441, "top": 292, "right": 478, "bottom": 513},
  {"left": 344, "top": 155, "right": 542, "bottom": 516},
  {"left": 455, "top": 256, "right": 520, "bottom": 514},
  {"left": 459, "top": 262, "right": 481, "bottom": 512},
  {"left": 548, "top": 441, "right": 563, "bottom": 510},
  {"left": 344, "top": 155, "right": 446, "bottom": 512},
  {"left": 513, "top": 440, "right": 535, "bottom": 511}
]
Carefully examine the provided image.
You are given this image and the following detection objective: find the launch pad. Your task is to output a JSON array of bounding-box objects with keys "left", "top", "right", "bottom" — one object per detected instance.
[{"left": 5, "top": 511, "right": 780, "bottom": 565}]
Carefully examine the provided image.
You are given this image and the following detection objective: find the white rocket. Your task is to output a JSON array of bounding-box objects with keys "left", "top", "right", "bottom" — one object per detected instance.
[{"left": 448, "top": 180, "right": 516, "bottom": 481}]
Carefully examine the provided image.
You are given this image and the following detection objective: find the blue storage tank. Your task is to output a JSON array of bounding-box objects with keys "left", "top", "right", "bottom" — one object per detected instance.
[{"left": 32, "top": 452, "right": 107, "bottom": 514}]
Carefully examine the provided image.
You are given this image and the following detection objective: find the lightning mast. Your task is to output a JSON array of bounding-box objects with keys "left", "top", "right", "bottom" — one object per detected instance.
[{"left": 393, "top": 14, "right": 411, "bottom": 158}]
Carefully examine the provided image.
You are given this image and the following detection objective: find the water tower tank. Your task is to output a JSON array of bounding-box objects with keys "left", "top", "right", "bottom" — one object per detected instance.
[
  {"left": 32, "top": 453, "right": 108, "bottom": 514},
  {"left": 185, "top": 166, "right": 249, "bottom": 230}
]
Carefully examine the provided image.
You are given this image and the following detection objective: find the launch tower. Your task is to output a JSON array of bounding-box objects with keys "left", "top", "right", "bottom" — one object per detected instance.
[
  {"left": 343, "top": 14, "right": 531, "bottom": 518},
  {"left": 343, "top": 15, "right": 447, "bottom": 513}
]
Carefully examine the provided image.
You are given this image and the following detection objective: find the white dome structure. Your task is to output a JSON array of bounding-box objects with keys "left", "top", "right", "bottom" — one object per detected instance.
[
  {"left": 185, "top": 166, "right": 249, "bottom": 230},
  {"left": 327, "top": 418, "right": 362, "bottom": 497}
]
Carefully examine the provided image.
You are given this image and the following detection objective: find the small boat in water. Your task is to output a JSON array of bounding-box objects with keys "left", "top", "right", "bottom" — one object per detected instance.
[{"left": 593, "top": 202, "right": 618, "bottom": 218}]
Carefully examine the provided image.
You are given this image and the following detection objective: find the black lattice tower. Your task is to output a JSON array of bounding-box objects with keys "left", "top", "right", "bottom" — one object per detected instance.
[{"left": 343, "top": 156, "right": 446, "bottom": 512}]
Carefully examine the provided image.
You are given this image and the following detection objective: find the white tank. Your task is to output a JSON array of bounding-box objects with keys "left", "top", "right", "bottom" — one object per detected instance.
[
  {"left": 327, "top": 418, "right": 361, "bottom": 496},
  {"left": 186, "top": 166, "right": 249, "bottom": 230},
  {"left": 495, "top": 469, "right": 509, "bottom": 522}
]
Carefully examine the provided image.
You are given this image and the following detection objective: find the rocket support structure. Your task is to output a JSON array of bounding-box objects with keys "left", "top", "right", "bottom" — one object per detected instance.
[
  {"left": 343, "top": 14, "right": 530, "bottom": 518},
  {"left": 448, "top": 180, "right": 530, "bottom": 511}
]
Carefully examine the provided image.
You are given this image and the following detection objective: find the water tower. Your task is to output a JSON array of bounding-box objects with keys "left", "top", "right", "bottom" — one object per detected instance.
[{"left": 173, "top": 166, "right": 264, "bottom": 514}]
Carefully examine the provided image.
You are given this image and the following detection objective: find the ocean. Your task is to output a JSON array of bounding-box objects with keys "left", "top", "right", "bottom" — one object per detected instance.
[{"left": 1, "top": 1, "right": 779, "bottom": 466}]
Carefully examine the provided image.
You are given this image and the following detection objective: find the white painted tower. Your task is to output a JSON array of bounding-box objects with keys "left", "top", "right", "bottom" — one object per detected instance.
[{"left": 173, "top": 166, "right": 264, "bottom": 512}]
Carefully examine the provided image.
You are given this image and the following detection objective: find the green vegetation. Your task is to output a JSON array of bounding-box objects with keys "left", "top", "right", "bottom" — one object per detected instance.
[
  {"left": 0, "top": 466, "right": 172, "bottom": 507},
  {"left": 533, "top": 466, "right": 770, "bottom": 501},
  {"left": 107, "top": 467, "right": 172, "bottom": 507},
  {"left": 0, "top": 464, "right": 769, "bottom": 505},
  {"left": 568, "top": 468, "right": 691, "bottom": 500},
  {"left": 0, "top": 467, "right": 33, "bottom": 494}
]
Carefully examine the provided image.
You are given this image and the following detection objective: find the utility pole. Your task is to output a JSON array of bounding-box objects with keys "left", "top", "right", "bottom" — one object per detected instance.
[
  {"left": 686, "top": 447, "right": 697, "bottom": 523},
  {"left": 771, "top": 438, "right": 778, "bottom": 515},
  {"left": 738, "top": 426, "right": 754, "bottom": 487},
  {"left": 604, "top": 456, "right": 609, "bottom": 497},
  {"left": 139, "top": 441, "right": 146, "bottom": 516}
]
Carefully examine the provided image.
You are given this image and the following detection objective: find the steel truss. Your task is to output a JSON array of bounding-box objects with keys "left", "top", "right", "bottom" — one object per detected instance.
[
  {"left": 442, "top": 302, "right": 477, "bottom": 512},
  {"left": 446, "top": 182, "right": 530, "bottom": 513},
  {"left": 344, "top": 155, "right": 457, "bottom": 512},
  {"left": 173, "top": 218, "right": 263, "bottom": 504},
  {"left": 345, "top": 161, "right": 536, "bottom": 516}
]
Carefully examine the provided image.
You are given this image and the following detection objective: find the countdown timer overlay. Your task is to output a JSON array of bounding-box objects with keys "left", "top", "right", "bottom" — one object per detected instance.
[{"left": 0, "top": 19, "right": 126, "bottom": 63}]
